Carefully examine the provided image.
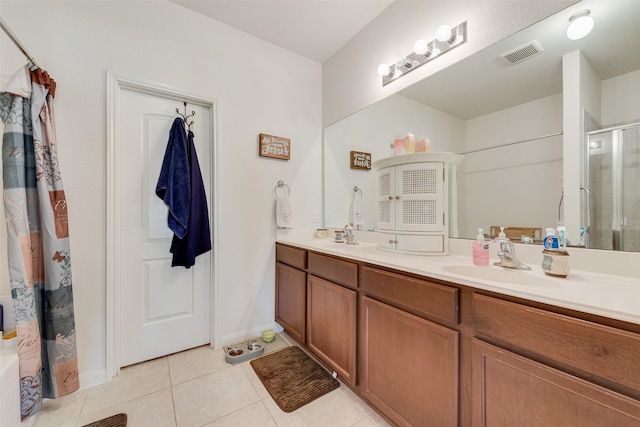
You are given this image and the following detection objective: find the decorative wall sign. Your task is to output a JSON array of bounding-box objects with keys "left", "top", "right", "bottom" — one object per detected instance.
[
  {"left": 259, "top": 133, "right": 290, "bottom": 160},
  {"left": 350, "top": 151, "right": 371, "bottom": 170}
]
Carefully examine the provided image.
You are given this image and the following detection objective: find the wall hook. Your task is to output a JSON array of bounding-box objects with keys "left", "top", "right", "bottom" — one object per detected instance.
[{"left": 176, "top": 101, "right": 195, "bottom": 131}]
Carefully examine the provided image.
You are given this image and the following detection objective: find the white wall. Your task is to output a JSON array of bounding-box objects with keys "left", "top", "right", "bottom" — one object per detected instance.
[
  {"left": 322, "top": 1, "right": 576, "bottom": 127},
  {"left": 602, "top": 69, "right": 640, "bottom": 126},
  {"left": 562, "top": 51, "right": 602, "bottom": 243},
  {"left": 461, "top": 94, "right": 564, "bottom": 238},
  {"left": 0, "top": 1, "right": 322, "bottom": 387}
]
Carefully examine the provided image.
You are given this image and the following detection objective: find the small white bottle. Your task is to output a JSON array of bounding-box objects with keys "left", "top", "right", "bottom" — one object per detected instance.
[{"left": 473, "top": 228, "right": 490, "bottom": 266}]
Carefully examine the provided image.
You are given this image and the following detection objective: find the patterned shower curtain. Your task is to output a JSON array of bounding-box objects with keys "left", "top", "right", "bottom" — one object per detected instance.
[{"left": 0, "top": 66, "right": 79, "bottom": 420}]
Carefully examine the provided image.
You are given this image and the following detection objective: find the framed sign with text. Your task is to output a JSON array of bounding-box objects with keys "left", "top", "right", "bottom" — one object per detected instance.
[
  {"left": 350, "top": 151, "right": 371, "bottom": 170},
  {"left": 259, "top": 133, "right": 290, "bottom": 160}
]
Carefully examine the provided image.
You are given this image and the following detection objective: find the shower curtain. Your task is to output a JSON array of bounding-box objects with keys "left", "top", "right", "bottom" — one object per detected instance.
[{"left": 0, "top": 66, "right": 79, "bottom": 420}]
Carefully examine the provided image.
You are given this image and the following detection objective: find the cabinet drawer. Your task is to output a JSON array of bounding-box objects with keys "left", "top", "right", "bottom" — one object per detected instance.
[
  {"left": 308, "top": 252, "right": 358, "bottom": 289},
  {"left": 362, "top": 266, "right": 458, "bottom": 324},
  {"left": 473, "top": 294, "right": 640, "bottom": 392},
  {"left": 472, "top": 339, "right": 640, "bottom": 426},
  {"left": 276, "top": 244, "right": 307, "bottom": 270}
]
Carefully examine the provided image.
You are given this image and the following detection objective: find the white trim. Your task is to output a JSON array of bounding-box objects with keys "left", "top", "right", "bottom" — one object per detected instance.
[
  {"left": 79, "top": 369, "right": 108, "bottom": 390},
  {"left": 106, "top": 72, "right": 219, "bottom": 380}
]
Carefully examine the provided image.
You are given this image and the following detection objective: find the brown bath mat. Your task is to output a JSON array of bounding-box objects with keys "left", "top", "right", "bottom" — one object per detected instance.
[
  {"left": 250, "top": 346, "right": 339, "bottom": 412},
  {"left": 82, "top": 413, "right": 127, "bottom": 427}
]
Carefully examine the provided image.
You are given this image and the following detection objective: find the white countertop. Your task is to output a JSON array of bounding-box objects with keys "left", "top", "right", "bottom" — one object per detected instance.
[{"left": 276, "top": 234, "right": 640, "bottom": 326}]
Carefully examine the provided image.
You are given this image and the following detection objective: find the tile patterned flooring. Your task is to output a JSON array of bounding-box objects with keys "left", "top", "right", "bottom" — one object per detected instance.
[{"left": 29, "top": 333, "right": 391, "bottom": 427}]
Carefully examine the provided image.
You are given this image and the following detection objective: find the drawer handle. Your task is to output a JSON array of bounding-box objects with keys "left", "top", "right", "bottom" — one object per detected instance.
[
  {"left": 395, "top": 195, "right": 400, "bottom": 200},
  {"left": 388, "top": 196, "right": 393, "bottom": 200}
]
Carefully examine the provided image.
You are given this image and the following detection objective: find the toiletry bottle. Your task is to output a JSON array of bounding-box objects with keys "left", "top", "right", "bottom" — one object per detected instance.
[
  {"left": 544, "top": 228, "right": 559, "bottom": 250},
  {"left": 473, "top": 228, "right": 489, "bottom": 266},
  {"left": 557, "top": 226, "right": 567, "bottom": 251},
  {"left": 498, "top": 226, "right": 507, "bottom": 240}
]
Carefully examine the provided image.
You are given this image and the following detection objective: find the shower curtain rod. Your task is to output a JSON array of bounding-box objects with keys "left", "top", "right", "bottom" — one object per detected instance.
[{"left": 0, "top": 16, "right": 39, "bottom": 68}]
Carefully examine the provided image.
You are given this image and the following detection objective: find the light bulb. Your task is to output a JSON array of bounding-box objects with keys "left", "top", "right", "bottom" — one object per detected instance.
[
  {"left": 377, "top": 63, "right": 391, "bottom": 76},
  {"left": 414, "top": 39, "right": 430, "bottom": 55},
  {"left": 436, "top": 24, "right": 453, "bottom": 43},
  {"left": 567, "top": 10, "right": 594, "bottom": 40}
]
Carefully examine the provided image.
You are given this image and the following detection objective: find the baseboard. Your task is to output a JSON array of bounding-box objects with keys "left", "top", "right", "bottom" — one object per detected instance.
[
  {"left": 220, "top": 322, "right": 283, "bottom": 347},
  {"left": 80, "top": 369, "right": 108, "bottom": 390}
]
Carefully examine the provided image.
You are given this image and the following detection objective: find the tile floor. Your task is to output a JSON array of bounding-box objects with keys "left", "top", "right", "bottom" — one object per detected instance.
[{"left": 29, "top": 333, "right": 391, "bottom": 427}]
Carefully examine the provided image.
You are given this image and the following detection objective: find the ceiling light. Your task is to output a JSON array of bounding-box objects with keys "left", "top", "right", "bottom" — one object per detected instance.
[{"left": 567, "top": 10, "right": 594, "bottom": 40}]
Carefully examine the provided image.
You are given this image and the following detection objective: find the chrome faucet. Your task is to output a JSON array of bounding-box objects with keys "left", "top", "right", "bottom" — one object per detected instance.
[
  {"left": 494, "top": 239, "right": 531, "bottom": 270},
  {"left": 343, "top": 226, "right": 359, "bottom": 245}
]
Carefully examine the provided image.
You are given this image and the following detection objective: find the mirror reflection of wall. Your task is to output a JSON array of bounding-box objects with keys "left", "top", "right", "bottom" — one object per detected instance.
[
  {"left": 324, "top": 1, "right": 640, "bottom": 252},
  {"left": 459, "top": 93, "right": 563, "bottom": 240},
  {"left": 325, "top": 91, "right": 564, "bottom": 238},
  {"left": 324, "top": 94, "right": 464, "bottom": 230}
]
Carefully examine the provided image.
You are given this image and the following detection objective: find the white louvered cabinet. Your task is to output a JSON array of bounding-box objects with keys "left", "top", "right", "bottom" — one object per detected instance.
[{"left": 374, "top": 152, "right": 455, "bottom": 255}]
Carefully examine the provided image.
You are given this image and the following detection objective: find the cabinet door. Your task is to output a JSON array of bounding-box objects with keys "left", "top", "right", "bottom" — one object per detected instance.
[
  {"left": 275, "top": 262, "right": 306, "bottom": 344},
  {"left": 396, "top": 162, "right": 444, "bottom": 232},
  {"left": 307, "top": 275, "right": 357, "bottom": 387},
  {"left": 472, "top": 339, "right": 640, "bottom": 427},
  {"left": 361, "top": 296, "right": 459, "bottom": 427},
  {"left": 377, "top": 166, "right": 394, "bottom": 230}
]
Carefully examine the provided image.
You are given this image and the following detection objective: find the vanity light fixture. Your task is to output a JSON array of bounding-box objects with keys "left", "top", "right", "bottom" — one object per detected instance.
[
  {"left": 567, "top": 9, "right": 594, "bottom": 40},
  {"left": 378, "top": 21, "right": 467, "bottom": 86}
]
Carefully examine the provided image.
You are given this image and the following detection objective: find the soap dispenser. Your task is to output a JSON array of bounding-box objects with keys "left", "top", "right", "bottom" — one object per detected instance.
[
  {"left": 497, "top": 226, "right": 508, "bottom": 240},
  {"left": 473, "top": 228, "right": 490, "bottom": 266}
]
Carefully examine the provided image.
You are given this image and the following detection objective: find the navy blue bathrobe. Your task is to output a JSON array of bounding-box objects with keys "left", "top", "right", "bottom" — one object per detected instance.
[{"left": 156, "top": 117, "right": 212, "bottom": 267}]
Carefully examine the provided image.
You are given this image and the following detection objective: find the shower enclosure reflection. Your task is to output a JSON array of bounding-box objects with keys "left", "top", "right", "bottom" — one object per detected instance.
[{"left": 585, "top": 122, "right": 640, "bottom": 251}]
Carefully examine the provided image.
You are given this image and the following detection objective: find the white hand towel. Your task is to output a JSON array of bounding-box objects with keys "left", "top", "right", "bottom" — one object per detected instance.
[
  {"left": 352, "top": 198, "right": 364, "bottom": 227},
  {"left": 276, "top": 195, "right": 294, "bottom": 229}
]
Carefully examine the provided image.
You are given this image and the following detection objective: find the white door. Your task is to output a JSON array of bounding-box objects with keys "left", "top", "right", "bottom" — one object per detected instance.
[
  {"left": 118, "top": 88, "right": 212, "bottom": 367},
  {"left": 395, "top": 162, "right": 444, "bottom": 232},
  {"left": 377, "top": 167, "right": 393, "bottom": 231}
]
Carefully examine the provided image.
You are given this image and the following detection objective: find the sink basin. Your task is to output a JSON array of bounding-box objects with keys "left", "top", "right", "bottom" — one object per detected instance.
[{"left": 440, "top": 265, "right": 559, "bottom": 287}]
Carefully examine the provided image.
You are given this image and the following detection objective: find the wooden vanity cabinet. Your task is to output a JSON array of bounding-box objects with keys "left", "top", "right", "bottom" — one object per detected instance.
[
  {"left": 472, "top": 293, "right": 640, "bottom": 426},
  {"left": 306, "top": 253, "right": 358, "bottom": 387},
  {"left": 307, "top": 274, "right": 357, "bottom": 387},
  {"left": 360, "top": 266, "right": 460, "bottom": 427},
  {"left": 275, "top": 243, "right": 640, "bottom": 427},
  {"left": 275, "top": 244, "right": 307, "bottom": 344},
  {"left": 361, "top": 296, "right": 459, "bottom": 427}
]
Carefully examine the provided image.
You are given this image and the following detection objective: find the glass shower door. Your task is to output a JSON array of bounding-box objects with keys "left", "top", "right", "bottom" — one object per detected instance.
[
  {"left": 585, "top": 123, "right": 640, "bottom": 252},
  {"left": 620, "top": 125, "right": 639, "bottom": 251}
]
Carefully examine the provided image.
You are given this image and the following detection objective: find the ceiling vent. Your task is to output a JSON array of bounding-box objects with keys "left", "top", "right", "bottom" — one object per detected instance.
[{"left": 499, "top": 40, "right": 544, "bottom": 65}]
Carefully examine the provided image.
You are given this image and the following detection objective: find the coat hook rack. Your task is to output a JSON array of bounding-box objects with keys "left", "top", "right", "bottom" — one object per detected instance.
[{"left": 176, "top": 101, "right": 195, "bottom": 131}]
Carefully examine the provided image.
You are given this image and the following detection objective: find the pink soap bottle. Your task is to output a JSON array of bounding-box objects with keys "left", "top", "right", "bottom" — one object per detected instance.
[{"left": 473, "top": 228, "right": 489, "bottom": 266}]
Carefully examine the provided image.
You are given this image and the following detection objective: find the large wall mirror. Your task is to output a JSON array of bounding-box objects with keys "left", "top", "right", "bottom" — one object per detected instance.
[{"left": 324, "top": 0, "right": 640, "bottom": 252}]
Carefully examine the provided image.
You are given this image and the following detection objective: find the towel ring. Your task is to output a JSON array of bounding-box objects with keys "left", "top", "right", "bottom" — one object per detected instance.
[
  {"left": 352, "top": 186, "right": 363, "bottom": 199},
  {"left": 273, "top": 180, "right": 291, "bottom": 198}
]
